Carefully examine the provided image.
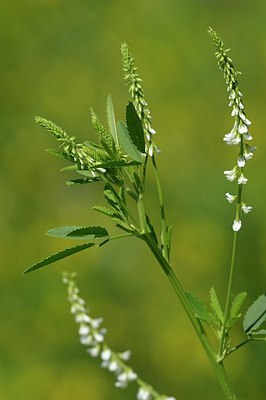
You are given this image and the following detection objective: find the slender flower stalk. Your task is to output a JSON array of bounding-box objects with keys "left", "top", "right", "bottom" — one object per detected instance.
[
  {"left": 208, "top": 27, "right": 256, "bottom": 359},
  {"left": 63, "top": 272, "right": 176, "bottom": 400}
]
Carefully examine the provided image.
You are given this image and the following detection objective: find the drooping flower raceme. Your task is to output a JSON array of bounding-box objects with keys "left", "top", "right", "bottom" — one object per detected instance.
[
  {"left": 63, "top": 272, "right": 176, "bottom": 400},
  {"left": 208, "top": 27, "right": 256, "bottom": 232}
]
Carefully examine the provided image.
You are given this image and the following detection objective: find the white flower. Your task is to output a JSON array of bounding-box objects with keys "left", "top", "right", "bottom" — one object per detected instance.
[
  {"left": 239, "top": 112, "right": 251, "bottom": 126},
  {"left": 237, "top": 156, "right": 245, "bottom": 167},
  {"left": 244, "top": 151, "right": 253, "bottom": 161},
  {"left": 137, "top": 387, "right": 152, "bottom": 400},
  {"left": 79, "top": 324, "right": 90, "bottom": 336},
  {"left": 91, "top": 317, "right": 104, "bottom": 329},
  {"left": 238, "top": 173, "right": 248, "bottom": 185},
  {"left": 108, "top": 360, "right": 120, "bottom": 372},
  {"left": 225, "top": 192, "right": 236, "bottom": 203},
  {"left": 223, "top": 131, "right": 241, "bottom": 145},
  {"left": 101, "top": 348, "right": 112, "bottom": 361},
  {"left": 231, "top": 105, "right": 238, "bottom": 116},
  {"left": 87, "top": 345, "right": 100, "bottom": 357},
  {"left": 75, "top": 313, "right": 90, "bottom": 323},
  {"left": 80, "top": 335, "right": 93, "bottom": 346},
  {"left": 244, "top": 132, "right": 253, "bottom": 141},
  {"left": 242, "top": 203, "right": 253, "bottom": 214},
  {"left": 93, "top": 331, "right": 105, "bottom": 343},
  {"left": 238, "top": 122, "right": 248, "bottom": 134},
  {"left": 233, "top": 219, "right": 242, "bottom": 232},
  {"left": 115, "top": 369, "right": 137, "bottom": 388},
  {"left": 224, "top": 167, "right": 238, "bottom": 182},
  {"left": 149, "top": 127, "right": 156, "bottom": 135},
  {"left": 120, "top": 350, "right": 131, "bottom": 361}
]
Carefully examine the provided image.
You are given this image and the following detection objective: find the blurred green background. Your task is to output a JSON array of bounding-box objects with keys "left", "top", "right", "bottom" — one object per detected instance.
[{"left": 1, "top": 0, "right": 266, "bottom": 399}]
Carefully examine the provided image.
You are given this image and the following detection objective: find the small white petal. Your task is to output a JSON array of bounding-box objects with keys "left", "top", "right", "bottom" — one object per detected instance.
[
  {"left": 137, "top": 388, "right": 151, "bottom": 400},
  {"left": 238, "top": 174, "right": 248, "bottom": 185},
  {"left": 108, "top": 360, "right": 120, "bottom": 372},
  {"left": 79, "top": 324, "right": 90, "bottom": 336},
  {"left": 149, "top": 127, "right": 156, "bottom": 135},
  {"left": 120, "top": 350, "right": 131, "bottom": 361},
  {"left": 87, "top": 346, "right": 100, "bottom": 357},
  {"left": 242, "top": 204, "right": 253, "bottom": 214},
  {"left": 224, "top": 167, "right": 238, "bottom": 182},
  {"left": 237, "top": 156, "right": 245, "bottom": 167},
  {"left": 101, "top": 348, "right": 112, "bottom": 361},
  {"left": 91, "top": 317, "right": 103, "bottom": 329},
  {"left": 233, "top": 219, "right": 242, "bottom": 232},
  {"left": 238, "top": 123, "right": 248, "bottom": 134},
  {"left": 80, "top": 335, "right": 93, "bottom": 346},
  {"left": 93, "top": 332, "right": 105, "bottom": 343},
  {"left": 225, "top": 192, "right": 236, "bottom": 204},
  {"left": 244, "top": 132, "right": 253, "bottom": 141}
]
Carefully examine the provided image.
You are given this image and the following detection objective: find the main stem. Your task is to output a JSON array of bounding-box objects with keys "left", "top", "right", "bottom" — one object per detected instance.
[
  {"left": 143, "top": 233, "right": 236, "bottom": 400},
  {"left": 219, "top": 184, "right": 243, "bottom": 358}
]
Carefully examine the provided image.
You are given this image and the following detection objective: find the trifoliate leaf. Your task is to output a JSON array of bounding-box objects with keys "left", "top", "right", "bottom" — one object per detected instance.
[
  {"left": 126, "top": 101, "right": 145, "bottom": 153},
  {"left": 24, "top": 243, "right": 95, "bottom": 274},
  {"left": 243, "top": 294, "right": 266, "bottom": 333},
  {"left": 117, "top": 120, "right": 143, "bottom": 162},
  {"left": 186, "top": 292, "right": 211, "bottom": 324},
  {"left": 106, "top": 95, "right": 119, "bottom": 147},
  {"left": 210, "top": 287, "right": 224, "bottom": 323}
]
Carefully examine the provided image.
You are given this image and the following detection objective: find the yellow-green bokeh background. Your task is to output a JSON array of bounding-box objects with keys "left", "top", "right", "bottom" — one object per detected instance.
[{"left": 1, "top": 1, "right": 266, "bottom": 399}]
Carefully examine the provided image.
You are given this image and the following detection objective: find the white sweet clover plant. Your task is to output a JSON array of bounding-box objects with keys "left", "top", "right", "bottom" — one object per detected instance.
[{"left": 25, "top": 28, "right": 266, "bottom": 400}]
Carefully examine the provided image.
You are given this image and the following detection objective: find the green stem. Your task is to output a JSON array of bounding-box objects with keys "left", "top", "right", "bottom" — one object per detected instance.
[
  {"left": 152, "top": 155, "right": 168, "bottom": 260},
  {"left": 143, "top": 233, "right": 237, "bottom": 400},
  {"left": 219, "top": 184, "right": 243, "bottom": 358}
]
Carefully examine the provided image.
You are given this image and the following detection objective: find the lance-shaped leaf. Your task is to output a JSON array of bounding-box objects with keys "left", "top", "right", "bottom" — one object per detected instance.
[
  {"left": 226, "top": 292, "right": 247, "bottom": 328},
  {"left": 47, "top": 226, "right": 108, "bottom": 240},
  {"left": 67, "top": 226, "right": 108, "bottom": 239},
  {"left": 106, "top": 95, "right": 119, "bottom": 147},
  {"left": 117, "top": 120, "right": 143, "bottom": 162},
  {"left": 210, "top": 287, "right": 224, "bottom": 323},
  {"left": 243, "top": 294, "right": 266, "bottom": 334},
  {"left": 85, "top": 160, "right": 141, "bottom": 169},
  {"left": 126, "top": 101, "right": 145, "bottom": 153},
  {"left": 24, "top": 243, "right": 95, "bottom": 274},
  {"left": 66, "top": 177, "right": 101, "bottom": 186},
  {"left": 186, "top": 292, "right": 211, "bottom": 324}
]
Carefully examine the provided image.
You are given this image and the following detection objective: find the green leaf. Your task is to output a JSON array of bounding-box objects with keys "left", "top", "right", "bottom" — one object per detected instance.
[
  {"left": 92, "top": 205, "right": 116, "bottom": 217},
  {"left": 126, "top": 101, "right": 145, "bottom": 153},
  {"left": 146, "top": 215, "right": 158, "bottom": 245},
  {"left": 250, "top": 329, "right": 266, "bottom": 336},
  {"left": 117, "top": 120, "right": 143, "bottom": 162},
  {"left": 164, "top": 225, "right": 173, "bottom": 260},
  {"left": 87, "top": 160, "right": 141, "bottom": 169},
  {"left": 230, "top": 292, "right": 247, "bottom": 319},
  {"left": 66, "top": 177, "right": 101, "bottom": 186},
  {"left": 243, "top": 294, "right": 266, "bottom": 333},
  {"left": 106, "top": 95, "right": 119, "bottom": 147},
  {"left": 24, "top": 243, "right": 95, "bottom": 274},
  {"left": 210, "top": 287, "right": 224, "bottom": 323},
  {"left": 47, "top": 226, "right": 108, "bottom": 240},
  {"left": 186, "top": 292, "right": 211, "bottom": 324},
  {"left": 67, "top": 226, "right": 108, "bottom": 239}
]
